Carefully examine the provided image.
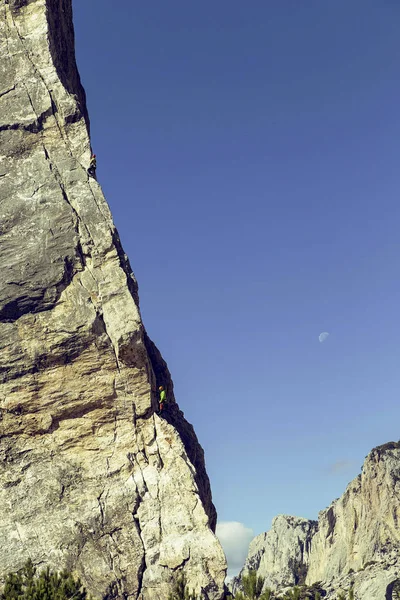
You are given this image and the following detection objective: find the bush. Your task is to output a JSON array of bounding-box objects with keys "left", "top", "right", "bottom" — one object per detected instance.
[
  {"left": 0, "top": 560, "right": 89, "bottom": 600},
  {"left": 233, "top": 576, "right": 326, "bottom": 600},
  {"left": 273, "top": 583, "right": 326, "bottom": 600},
  {"left": 281, "top": 588, "right": 301, "bottom": 600}
]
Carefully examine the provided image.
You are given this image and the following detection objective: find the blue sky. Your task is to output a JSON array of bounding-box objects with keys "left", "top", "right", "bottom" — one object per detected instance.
[{"left": 72, "top": 1, "right": 400, "bottom": 575}]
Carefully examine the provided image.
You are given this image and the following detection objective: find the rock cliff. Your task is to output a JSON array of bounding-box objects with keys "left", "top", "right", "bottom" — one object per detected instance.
[
  {"left": 0, "top": 1, "right": 226, "bottom": 598},
  {"left": 235, "top": 516, "right": 317, "bottom": 592},
  {"left": 235, "top": 442, "right": 400, "bottom": 599}
]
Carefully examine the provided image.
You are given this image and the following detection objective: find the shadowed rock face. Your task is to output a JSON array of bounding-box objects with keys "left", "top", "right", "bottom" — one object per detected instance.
[
  {"left": 0, "top": 1, "right": 226, "bottom": 598},
  {"left": 235, "top": 443, "right": 400, "bottom": 600}
]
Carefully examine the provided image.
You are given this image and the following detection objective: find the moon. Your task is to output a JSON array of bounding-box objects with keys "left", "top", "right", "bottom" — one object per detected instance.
[{"left": 319, "top": 332, "right": 329, "bottom": 343}]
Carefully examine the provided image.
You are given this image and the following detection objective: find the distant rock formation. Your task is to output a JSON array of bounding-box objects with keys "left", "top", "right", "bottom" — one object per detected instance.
[
  {"left": 0, "top": 1, "right": 226, "bottom": 598},
  {"left": 234, "top": 442, "right": 400, "bottom": 599},
  {"left": 234, "top": 516, "right": 317, "bottom": 592}
]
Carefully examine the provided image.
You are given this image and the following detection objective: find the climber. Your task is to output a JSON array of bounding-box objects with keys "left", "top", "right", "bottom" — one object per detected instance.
[
  {"left": 158, "top": 386, "right": 166, "bottom": 413},
  {"left": 87, "top": 153, "right": 97, "bottom": 178}
]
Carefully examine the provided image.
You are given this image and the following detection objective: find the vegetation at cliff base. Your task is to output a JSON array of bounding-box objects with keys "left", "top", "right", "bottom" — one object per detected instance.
[
  {"left": 0, "top": 560, "right": 90, "bottom": 600},
  {"left": 168, "top": 572, "right": 199, "bottom": 600},
  {"left": 336, "top": 588, "right": 354, "bottom": 600},
  {"left": 233, "top": 570, "right": 329, "bottom": 600},
  {"left": 234, "top": 570, "right": 273, "bottom": 600}
]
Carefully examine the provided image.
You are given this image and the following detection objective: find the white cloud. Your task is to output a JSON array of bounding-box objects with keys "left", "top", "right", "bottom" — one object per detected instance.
[{"left": 216, "top": 521, "right": 254, "bottom": 579}]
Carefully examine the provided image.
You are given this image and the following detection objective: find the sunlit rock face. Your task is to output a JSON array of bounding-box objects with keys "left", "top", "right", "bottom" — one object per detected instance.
[
  {"left": 232, "top": 515, "right": 317, "bottom": 593},
  {"left": 0, "top": 1, "right": 226, "bottom": 598},
  {"left": 235, "top": 442, "right": 400, "bottom": 600}
]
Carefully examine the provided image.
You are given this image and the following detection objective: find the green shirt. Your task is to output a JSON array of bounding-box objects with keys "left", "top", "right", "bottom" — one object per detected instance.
[{"left": 159, "top": 390, "right": 166, "bottom": 402}]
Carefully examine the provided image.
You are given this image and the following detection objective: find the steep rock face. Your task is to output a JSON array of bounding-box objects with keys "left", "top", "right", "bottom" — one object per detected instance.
[
  {"left": 0, "top": 1, "right": 226, "bottom": 598},
  {"left": 234, "top": 515, "right": 317, "bottom": 592},
  {"left": 232, "top": 516, "right": 317, "bottom": 594},
  {"left": 236, "top": 443, "right": 400, "bottom": 599},
  {"left": 306, "top": 442, "right": 400, "bottom": 598}
]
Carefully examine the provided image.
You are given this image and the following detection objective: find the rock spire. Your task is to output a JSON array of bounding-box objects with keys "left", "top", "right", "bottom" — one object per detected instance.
[{"left": 0, "top": 1, "right": 226, "bottom": 598}]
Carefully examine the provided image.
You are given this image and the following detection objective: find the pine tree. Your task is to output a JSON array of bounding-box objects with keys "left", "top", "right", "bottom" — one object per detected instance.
[
  {"left": 0, "top": 560, "right": 89, "bottom": 600},
  {"left": 168, "top": 573, "right": 198, "bottom": 600},
  {"left": 243, "top": 571, "right": 264, "bottom": 600},
  {"left": 235, "top": 570, "right": 271, "bottom": 600},
  {"left": 282, "top": 587, "right": 301, "bottom": 600}
]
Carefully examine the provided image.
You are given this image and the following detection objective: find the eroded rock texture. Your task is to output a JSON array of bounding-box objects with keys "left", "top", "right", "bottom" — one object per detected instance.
[
  {"left": 235, "top": 442, "right": 400, "bottom": 599},
  {"left": 0, "top": 1, "right": 226, "bottom": 598},
  {"left": 233, "top": 515, "right": 317, "bottom": 593}
]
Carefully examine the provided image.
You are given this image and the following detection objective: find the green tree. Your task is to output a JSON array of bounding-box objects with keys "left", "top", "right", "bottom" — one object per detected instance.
[
  {"left": 235, "top": 591, "right": 273, "bottom": 600},
  {"left": 282, "top": 587, "right": 301, "bottom": 600},
  {"left": 235, "top": 578, "right": 326, "bottom": 600},
  {"left": 335, "top": 589, "right": 354, "bottom": 600},
  {"left": 168, "top": 573, "right": 198, "bottom": 600},
  {"left": 274, "top": 584, "right": 324, "bottom": 600},
  {"left": 235, "top": 570, "right": 273, "bottom": 600},
  {"left": 0, "top": 560, "right": 89, "bottom": 600},
  {"left": 242, "top": 570, "right": 264, "bottom": 600}
]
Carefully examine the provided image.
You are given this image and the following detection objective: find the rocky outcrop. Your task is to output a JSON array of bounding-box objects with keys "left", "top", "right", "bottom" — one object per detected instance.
[
  {"left": 232, "top": 516, "right": 317, "bottom": 593},
  {"left": 235, "top": 442, "right": 400, "bottom": 599},
  {"left": 0, "top": 1, "right": 226, "bottom": 598}
]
